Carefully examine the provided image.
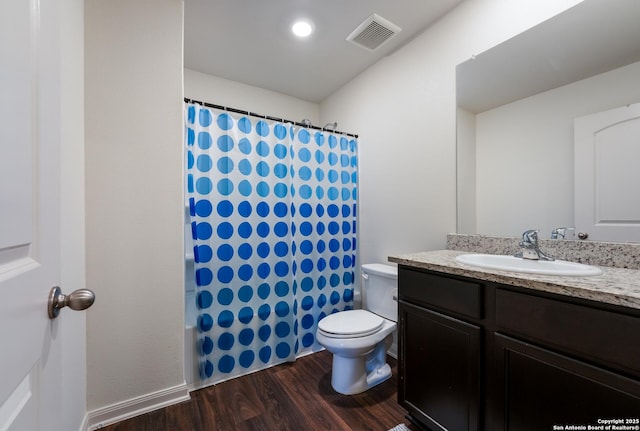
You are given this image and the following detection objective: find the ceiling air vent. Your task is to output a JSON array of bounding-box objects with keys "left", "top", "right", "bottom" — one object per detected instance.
[{"left": 346, "top": 13, "right": 402, "bottom": 51}]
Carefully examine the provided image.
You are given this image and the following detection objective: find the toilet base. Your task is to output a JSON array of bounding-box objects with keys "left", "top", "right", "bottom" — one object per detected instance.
[
  {"left": 330, "top": 355, "right": 392, "bottom": 395},
  {"left": 329, "top": 333, "right": 393, "bottom": 395}
]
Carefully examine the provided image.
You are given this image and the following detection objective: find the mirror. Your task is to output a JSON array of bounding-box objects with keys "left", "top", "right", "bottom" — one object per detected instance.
[{"left": 456, "top": 0, "right": 640, "bottom": 241}]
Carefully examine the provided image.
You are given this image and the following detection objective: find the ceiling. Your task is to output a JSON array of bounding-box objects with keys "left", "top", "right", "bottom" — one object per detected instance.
[{"left": 184, "top": 0, "right": 464, "bottom": 103}]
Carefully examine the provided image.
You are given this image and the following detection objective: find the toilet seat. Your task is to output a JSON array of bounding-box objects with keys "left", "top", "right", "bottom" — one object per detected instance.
[{"left": 318, "top": 309, "right": 384, "bottom": 339}]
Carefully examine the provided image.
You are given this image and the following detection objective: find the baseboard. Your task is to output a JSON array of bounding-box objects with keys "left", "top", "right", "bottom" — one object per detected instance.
[
  {"left": 84, "top": 383, "right": 190, "bottom": 430},
  {"left": 78, "top": 413, "right": 89, "bottom": 431}
]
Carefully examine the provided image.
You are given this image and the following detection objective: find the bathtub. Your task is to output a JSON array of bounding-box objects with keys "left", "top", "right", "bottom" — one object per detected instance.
[
  {"left": 182, "top": 266, "right": 391, "bottom": 389},
  {"left": 185, "top": 289, "right": 207, "bottom": 389},
  {"left": 184, "top": 252, "right": 199, "bottom": 389}
]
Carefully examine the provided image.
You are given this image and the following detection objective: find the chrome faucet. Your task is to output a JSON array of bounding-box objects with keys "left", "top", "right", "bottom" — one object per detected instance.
[{"left": 514, "top": 229, "right": 554, "bottom": 261}]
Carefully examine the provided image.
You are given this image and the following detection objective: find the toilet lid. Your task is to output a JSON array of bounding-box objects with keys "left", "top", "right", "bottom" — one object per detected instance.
[{"left": 317, "top": 310, "right": 384, "bottom": 338}]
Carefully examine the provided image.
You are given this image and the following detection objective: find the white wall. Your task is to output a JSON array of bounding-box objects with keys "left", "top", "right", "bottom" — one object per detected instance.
[
  {"left": 185, "top": 68, "right": 320, "bottom": 124},
  {"left": 456, "top": 108, "right": 476, "bottom": 234},
  {"left": 320, "top": 0, "right": 582, "bottom": 266},
  {"left": 476, "top": 61, "right": 640, "bottom": 237},
  {"left": 85, "top": 0, "right": 186, "bottom": 419}
]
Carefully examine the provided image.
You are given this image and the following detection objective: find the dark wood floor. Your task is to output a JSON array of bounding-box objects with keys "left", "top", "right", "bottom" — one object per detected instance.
[{"left": 100, "top": 350, "right": 418, "bottom": 431}]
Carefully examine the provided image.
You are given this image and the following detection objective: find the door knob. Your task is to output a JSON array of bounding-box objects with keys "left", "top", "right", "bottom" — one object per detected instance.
[{"left": 48, "top": 286, "right": 95, "bottom": 319}]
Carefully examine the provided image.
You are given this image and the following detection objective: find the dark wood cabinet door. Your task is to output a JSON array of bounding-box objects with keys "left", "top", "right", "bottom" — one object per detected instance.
[
  {"left": 399, "top": 301, "right": 481, "bottom": 431},
  {"left": 494, "top": 333, "right": 640, "bottom": 431}
]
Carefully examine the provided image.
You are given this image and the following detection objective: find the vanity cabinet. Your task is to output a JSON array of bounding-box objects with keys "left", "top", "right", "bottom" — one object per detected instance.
[
  {"left": 398, "top": 268, "right": 484, "bottom": 431},
  {"left": 399, "top": 302, "right": 481, "bottom": 431},
  {"left": 494, "top": 288, "right": 640, "bottom": 430},
  {"left": 495, "top": 334, "right": 640, "bottom": 430},
  {"left": 397, "top": 265, "right": 640, "bottom": 431}
]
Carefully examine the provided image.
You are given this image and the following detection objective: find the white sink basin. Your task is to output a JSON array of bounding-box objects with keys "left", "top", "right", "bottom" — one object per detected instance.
[{"left": 455, "top": 254, "right": 603, "bottom": 276}]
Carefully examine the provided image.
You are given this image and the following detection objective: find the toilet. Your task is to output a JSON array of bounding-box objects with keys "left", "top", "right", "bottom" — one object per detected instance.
[{"left": 316, "top": 263, "right": 398, "bottom": 395}]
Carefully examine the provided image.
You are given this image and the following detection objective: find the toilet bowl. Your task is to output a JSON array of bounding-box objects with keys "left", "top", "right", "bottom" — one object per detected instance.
[{"left": 316, "top": 263, "right": 398, "bottom": 395}]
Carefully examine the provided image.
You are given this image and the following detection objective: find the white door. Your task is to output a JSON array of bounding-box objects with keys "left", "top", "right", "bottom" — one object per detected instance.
[
  {"left": 1, "top": 0, "right": 83, "bottom": 430},
  {"left": 575, "top": 103, "right": 640, "bottom": 242}
]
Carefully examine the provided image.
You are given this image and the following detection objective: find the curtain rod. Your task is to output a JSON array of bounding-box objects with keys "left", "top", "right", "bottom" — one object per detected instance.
[{"left": 184, "top": 97, "right": 358, "bottom": 139}]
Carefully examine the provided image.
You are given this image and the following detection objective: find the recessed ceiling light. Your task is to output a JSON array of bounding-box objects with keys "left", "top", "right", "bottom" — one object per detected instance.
[{"left": 291, "top": 19, "right": 314, "bottom": 38}]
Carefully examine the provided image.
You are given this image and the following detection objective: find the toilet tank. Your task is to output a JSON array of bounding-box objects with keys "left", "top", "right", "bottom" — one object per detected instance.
[{"left": 362, "top": 263, "right": 398, "bottom": 322}]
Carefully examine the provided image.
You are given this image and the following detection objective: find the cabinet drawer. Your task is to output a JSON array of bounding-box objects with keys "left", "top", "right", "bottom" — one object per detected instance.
[
  {"left": 399, "top": 267, "right": 483, "bottom": 319},
  {"left": 496, "top": 288, "right": 640, "bottom": 377}
]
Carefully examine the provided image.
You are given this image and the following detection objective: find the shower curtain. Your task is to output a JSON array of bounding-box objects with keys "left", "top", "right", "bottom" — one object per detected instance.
[{"left": 185, "top": 102, "right": 358, "bottom": 383}]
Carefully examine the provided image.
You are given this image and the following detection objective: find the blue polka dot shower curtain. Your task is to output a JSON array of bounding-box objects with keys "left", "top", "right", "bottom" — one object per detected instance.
[{"left": 185, "top": 102, "right": 357, "bottom": 383}]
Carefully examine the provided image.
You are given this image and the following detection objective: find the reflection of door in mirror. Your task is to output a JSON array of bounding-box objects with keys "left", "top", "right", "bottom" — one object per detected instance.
[{"left": 575, "top": 103, "right": 640, "bottom": 242}]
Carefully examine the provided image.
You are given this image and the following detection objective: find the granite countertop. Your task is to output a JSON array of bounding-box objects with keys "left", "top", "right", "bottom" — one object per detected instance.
[{"left": 389, "top": 250, "right": 640, "bottom": 310}]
